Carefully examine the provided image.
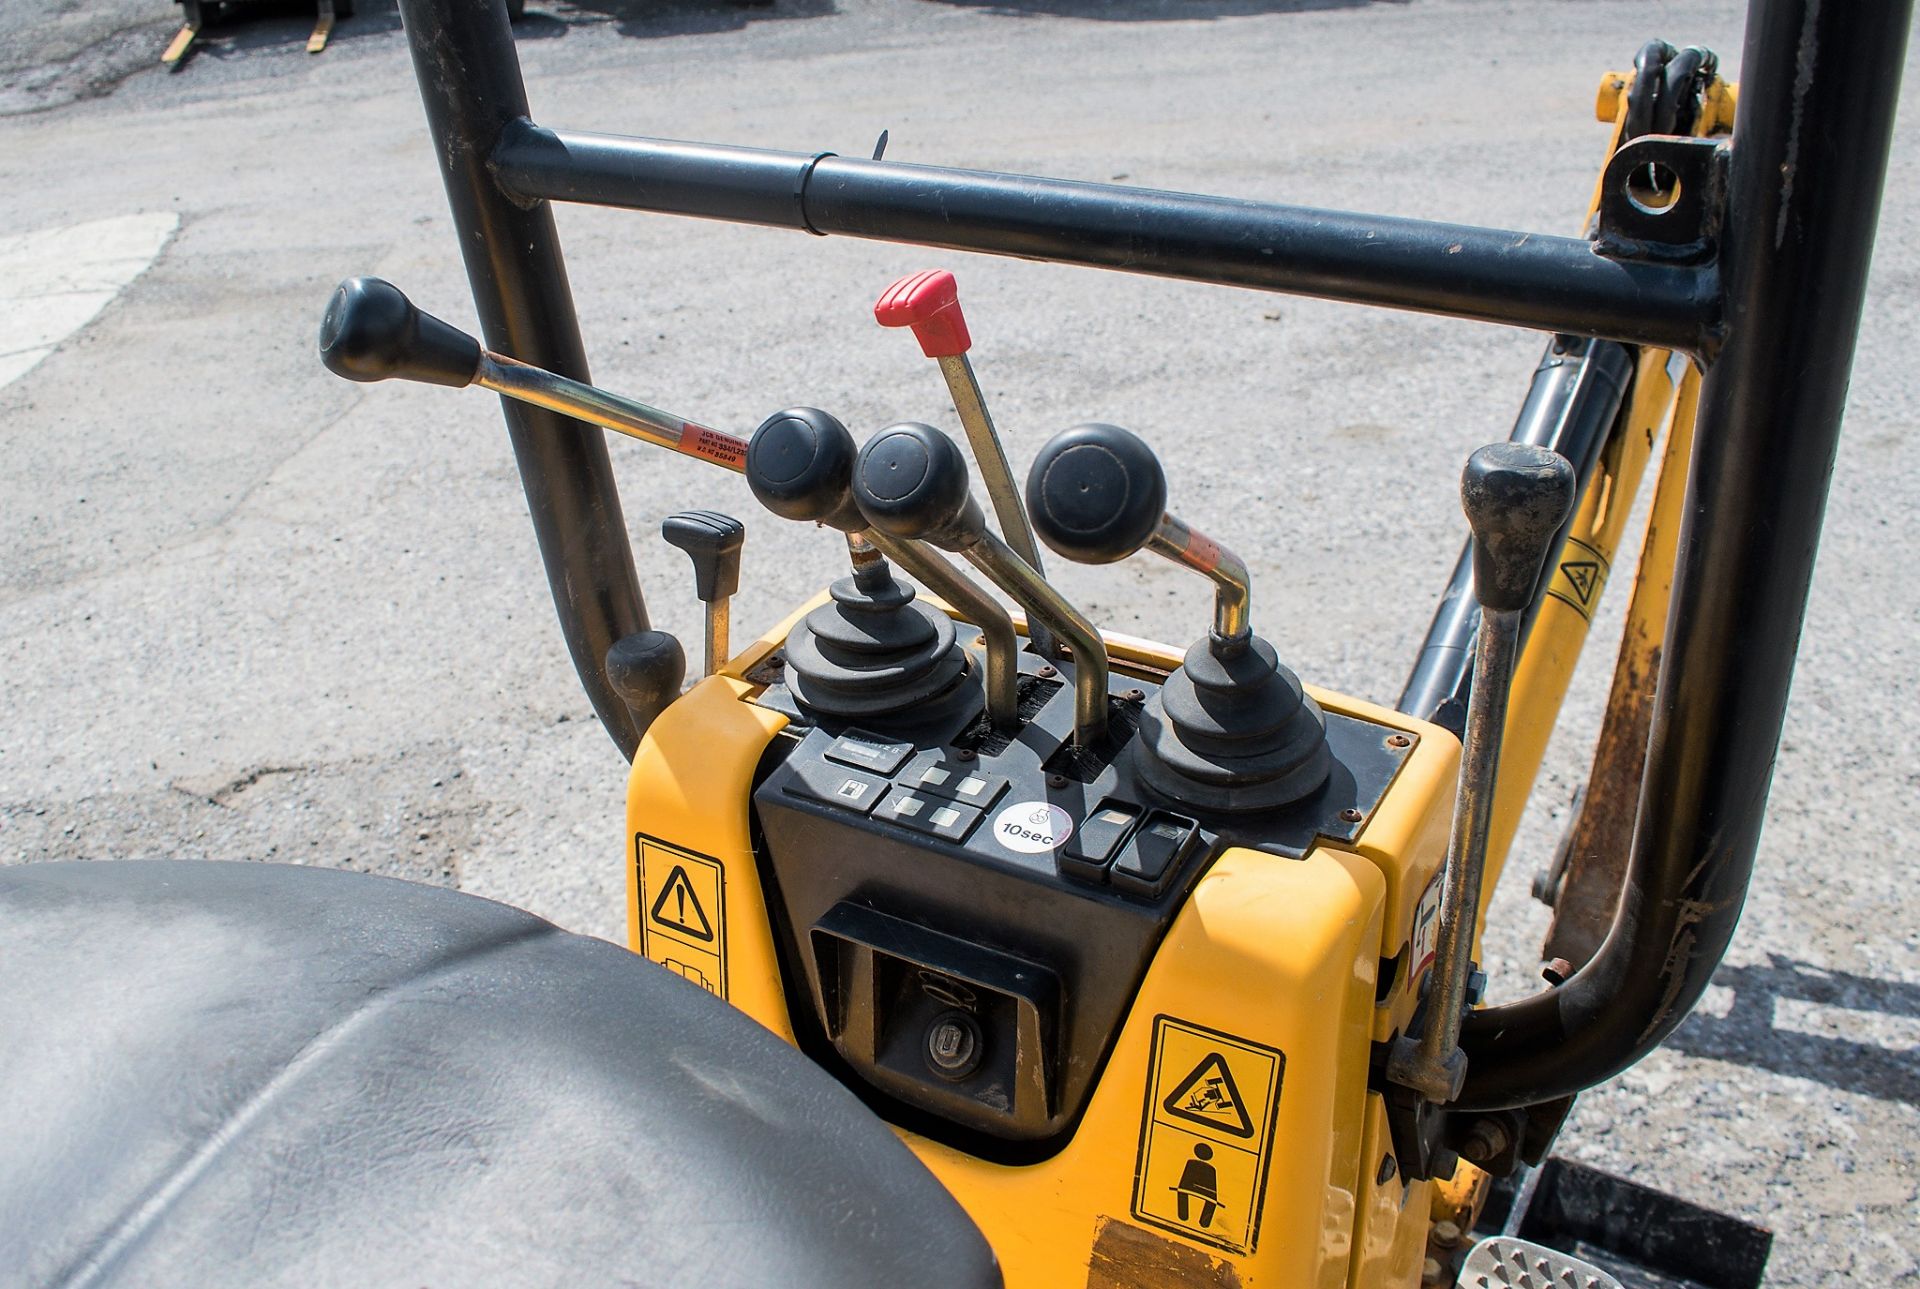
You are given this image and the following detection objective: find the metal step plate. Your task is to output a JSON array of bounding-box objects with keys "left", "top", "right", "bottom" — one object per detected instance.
[{"left": 1458, "top": 1236, "right": 1624, "bottom": 1289}]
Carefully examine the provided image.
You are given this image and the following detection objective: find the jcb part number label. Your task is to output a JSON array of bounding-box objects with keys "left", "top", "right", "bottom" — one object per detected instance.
[
  {"left": 1132, "top": 1016, "right": 1284, "bottom": 1257},
  {"left": 635, "top": 835, "right": 728, "bottom": 1000}
]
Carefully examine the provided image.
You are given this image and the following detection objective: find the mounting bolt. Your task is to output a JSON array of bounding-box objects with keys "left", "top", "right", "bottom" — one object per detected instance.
[
  {"left": 1542, "top": 956, "right": 1575, "bottom": 986},
  {"left": 1461, "top": 1117, "right": 1511, "bottom": 1166},
  {"left": 954, "top": 747, "right": 977, "bottom": 762},
  {"left": 1387, "top": 733, "right": 1413, "bottom": 749},
  {"left": 1046, "top": 773, "right": 1069, "bottom": 790},
  {"left": 924, "top": 1010, "right": 983, "bottom": 1081},
  {"left": 1036, "top": 664, "right": 1058, "bottom": 679},
  {"left": 1340, "top": 807, "right": 1365, "bottom": 824}
]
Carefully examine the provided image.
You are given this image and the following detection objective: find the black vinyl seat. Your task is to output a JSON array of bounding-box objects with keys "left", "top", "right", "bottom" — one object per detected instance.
[{"left": 0, "top": 861, "right": 1002, "bottom": 1288}]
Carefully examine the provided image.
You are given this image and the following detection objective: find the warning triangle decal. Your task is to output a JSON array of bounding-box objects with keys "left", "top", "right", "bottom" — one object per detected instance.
[
  {"left": 649, "top": 865, "right": 714, "bottom": 942},
  {"left": 1161, "top": 1052, "right": 1255, "bottom": 1139},
  {"left": 1560, "top": 560, "right": 1600, "bottom": 606}
]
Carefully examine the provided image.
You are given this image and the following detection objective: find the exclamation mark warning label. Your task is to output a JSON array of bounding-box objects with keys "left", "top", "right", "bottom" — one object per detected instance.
[{"left": 636, "top": 835, "right": 728, "bottom": 999}]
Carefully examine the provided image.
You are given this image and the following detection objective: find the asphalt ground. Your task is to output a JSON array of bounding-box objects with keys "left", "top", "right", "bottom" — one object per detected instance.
[{"left": 2, "top": 1, "right": 1916, "bottom": 1282}]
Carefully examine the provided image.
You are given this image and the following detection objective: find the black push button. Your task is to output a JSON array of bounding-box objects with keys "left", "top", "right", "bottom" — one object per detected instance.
[
  {"left": 874, "top": 791, "right": 983, "bottom": 843},
  {"left": 903, "top": 758, "right": 1008, "bottom": 810},
  {"left": 1059, "top": 800, "right": 1142, "bottom": 885},
  {"left": 1111, "top": 811, "right": 1200, "bottom": 897},
  {"left": 783, "top": 762, "right": 889, "bottom": 816},
  {"left": 824, "top": 730, "right": 914, "bottom": 778}
]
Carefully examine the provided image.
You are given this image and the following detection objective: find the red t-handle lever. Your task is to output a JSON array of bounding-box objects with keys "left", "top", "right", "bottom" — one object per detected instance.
[{"left": 875, "top": 269, "right": 972, "bottom": 358}]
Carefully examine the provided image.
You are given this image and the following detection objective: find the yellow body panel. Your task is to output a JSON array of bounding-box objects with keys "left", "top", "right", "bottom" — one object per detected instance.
[{"left": 909, "top": 845, "right": 1385, "bottom": 1289}]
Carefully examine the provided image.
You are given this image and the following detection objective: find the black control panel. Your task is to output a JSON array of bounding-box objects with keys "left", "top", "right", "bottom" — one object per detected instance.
[{"left": 747, "top": 630, "right": 1415, "bottom": 1150}]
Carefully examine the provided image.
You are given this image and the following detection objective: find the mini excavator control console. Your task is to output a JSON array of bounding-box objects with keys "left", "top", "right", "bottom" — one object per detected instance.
[
  {"left": 317, "top": 267, "right": 1573, "bottom": 1279},
  {"left": 736, "top": 411, "right": 1418, "bottom": 1143}
]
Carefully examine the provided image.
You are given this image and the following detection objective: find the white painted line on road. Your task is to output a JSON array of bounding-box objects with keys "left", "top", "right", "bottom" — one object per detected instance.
[{"left": 0, "top": 212, "right": 178, "bottom": 391}]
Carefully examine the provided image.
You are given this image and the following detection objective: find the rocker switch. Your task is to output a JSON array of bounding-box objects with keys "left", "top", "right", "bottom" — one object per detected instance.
[
  {"left": 1059, "top": 801, "right": 1142, "bottom": 884},
  {"left": 1110, "top": 811, "right": 1200, "bottom": 896}
]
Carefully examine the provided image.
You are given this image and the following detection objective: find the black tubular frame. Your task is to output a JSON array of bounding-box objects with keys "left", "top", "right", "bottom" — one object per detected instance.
[{"left": 394, "top": 0, "right": 1908, "bottom": 1111}]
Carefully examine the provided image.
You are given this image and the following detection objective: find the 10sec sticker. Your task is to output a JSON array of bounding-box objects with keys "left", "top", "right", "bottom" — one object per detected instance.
[{"left": 993, "top": 801, "right": 1073, "bottom": 853}]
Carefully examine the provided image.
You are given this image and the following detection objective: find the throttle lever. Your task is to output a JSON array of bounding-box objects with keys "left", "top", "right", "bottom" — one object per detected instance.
[{"left": 876, "top": 270, "right": 1058, "bottom": 659}]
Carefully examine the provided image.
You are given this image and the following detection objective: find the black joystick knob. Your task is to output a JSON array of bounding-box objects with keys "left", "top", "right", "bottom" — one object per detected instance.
[
  {"left": 1025, "top": 423, "right": 1169, "bottom": 565},
  {"left": 1462, "top": 443, "right": 1579, "bottom": 612},
  {"left": 318, "top": 278, "right": 482, "bottom": 388},
  {"left": 746, "top": 408, "right": 866, "bottom": 533},
  {"left": 853, "top": 422, "right": 985, "bottom": 547}
]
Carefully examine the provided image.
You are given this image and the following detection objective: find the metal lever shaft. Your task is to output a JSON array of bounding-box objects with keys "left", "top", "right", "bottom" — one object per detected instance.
[
  {"left": 876, "top": 270, "right": 1059, "bottom": 659},
  {"left": 1388, "top": 443, "right": 1576, "bottom": 1103}
]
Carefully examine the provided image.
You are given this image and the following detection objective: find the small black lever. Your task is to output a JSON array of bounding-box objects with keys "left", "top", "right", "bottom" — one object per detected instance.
[
  {"left": 662, "top": 510, "right": 745, "bottom": 678},
  {"left": 318, "top": 277, "right": 481, "bottom": 387}
]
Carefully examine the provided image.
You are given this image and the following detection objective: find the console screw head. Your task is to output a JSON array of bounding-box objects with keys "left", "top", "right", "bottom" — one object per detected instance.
[
  {"left": 924, "top": 1010, "right": 983, "bottom": 1081},
  {"left": 1037, "top": 664, "right": 1058, "bottom": 679},
  {"left": 1340, "top": 807, "right": 1365, "bottom": 824}
]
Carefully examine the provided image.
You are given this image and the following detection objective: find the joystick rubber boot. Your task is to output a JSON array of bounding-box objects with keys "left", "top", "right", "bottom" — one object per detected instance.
[
  {"left": 782, "top": 561, "right": 967, "bottom": 719},
  {"left": 1133, "top": 635, "right": 1332, "bottom": 812},
  {"left": 750, "top": 410, "right": 973, "bottom": 720}
]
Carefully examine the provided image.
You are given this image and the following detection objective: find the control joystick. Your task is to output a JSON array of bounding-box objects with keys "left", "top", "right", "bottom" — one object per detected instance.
[
  {"left": 854, "top": 422, "right": 1112, "bottom": 749},
  {"left": 744, "top": 408, "right": 969, "bottom": 721},
  {"left": 1026, "top": 423, "right": 1330, "bottom": 812}
]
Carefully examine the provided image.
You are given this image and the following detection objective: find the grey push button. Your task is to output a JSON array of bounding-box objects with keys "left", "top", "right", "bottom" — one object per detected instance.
[
  {"left": 875, "top": 790, "right": 983, "bottom": 843},
  {"left": 1059, "top": 801, "right": 1142, "bottom": 884},
  {"left": 904, "top": 758, "right": 1008, "bottom": 810},
  {"left": 784, "top": 761, "right": 889, "bottom": 816},
  {"left": 824, "top": 730, "right": 914, "bottom": 778},
  {"left": 1111, "top": 811, "right": 1200, "bottom": 896}
]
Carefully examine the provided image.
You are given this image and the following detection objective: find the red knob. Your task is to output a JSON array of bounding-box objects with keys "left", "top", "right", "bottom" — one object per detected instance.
[{"left": 875, "top": 268, "right": 972, "bottom": 358}]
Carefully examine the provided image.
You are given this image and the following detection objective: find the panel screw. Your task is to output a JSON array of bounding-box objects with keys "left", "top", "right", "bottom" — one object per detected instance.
[
  {"left": 1387, "top": 733, "right": 1413, "bottom": 748},
  {"left": 1340, "top": 807, "right": 1365, "bottom": 824},
  {"left": 1037, "top": 664, "right": 1057, "bottom": 678},
  {"left": 924, "top": 1010, "right": 983, "bottom": 1081},
  {"left": 954, "top": 748, "right": 977, "bottom": 762},
  {"left": 1123, "top": 688, "right": 1146, "bottom": 703},
  {"left": 1047, "top": 773, "right": 1069, "bottom": 789}
]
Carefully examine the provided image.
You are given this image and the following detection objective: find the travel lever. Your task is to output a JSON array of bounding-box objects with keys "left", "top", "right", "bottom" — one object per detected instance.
[
  {"left": 1387, "top": 442, "right": 1576, "bottom": 1103},
  {"left": 853, "top": 422, "right": 1111, "bottom": 748}
]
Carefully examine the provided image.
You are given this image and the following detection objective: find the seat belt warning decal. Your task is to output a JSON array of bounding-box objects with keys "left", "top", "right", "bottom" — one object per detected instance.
[
  {"left": 1131, "top": 1016, "right": 1284, "bottom": 1257},
  {"left": 635, "top": 835, "right": 728, "bottom": 1000}
]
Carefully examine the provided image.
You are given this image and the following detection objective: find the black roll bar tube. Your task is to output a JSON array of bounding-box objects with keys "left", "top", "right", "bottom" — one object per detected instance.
[
  {"left": 1453, "top": 0, "right": 1912, "bottom": 1111},
  {"left": 489, "top": 124, "right": 1719, "bottom": 355},
  {"left": 401, "top": 0, "right": 652, "bottom": 758}
]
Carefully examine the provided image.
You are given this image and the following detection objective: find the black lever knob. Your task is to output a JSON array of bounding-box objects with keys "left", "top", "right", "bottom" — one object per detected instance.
[
  {"left": 852, "top": 422, "right": 985, "bottom": 550},
  {"left": 1024, "top": 422, "right": 1169, "bottom": 565},
  {"left": 746, "top": 408, "right": 866, "bottom": 533},
  {"left": 318, "top": 277, "right": 482, "bottom": 388},
  {"left": 661, "top": 510, "right": 746, "bottom": 604},
  {"left": 1461, "top": 443, "right": 1579, "bottom": 613}
]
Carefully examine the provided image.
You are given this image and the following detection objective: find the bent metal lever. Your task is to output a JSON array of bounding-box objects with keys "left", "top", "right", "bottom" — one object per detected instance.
[{"left": 853, "top": 421, "right": 1111, "bottom": 748}]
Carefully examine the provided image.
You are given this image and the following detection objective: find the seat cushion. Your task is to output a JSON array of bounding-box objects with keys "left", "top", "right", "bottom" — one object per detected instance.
[{"left": 0, "top": 861, "right": 1001, "bottom": 1288}]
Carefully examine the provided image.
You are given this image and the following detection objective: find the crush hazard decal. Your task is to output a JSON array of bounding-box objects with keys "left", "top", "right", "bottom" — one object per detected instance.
[
  {"left": 1132, "top": 1016, "right": 1284, "bottom": 1257},
  {"left": 635, "top": 834, "right": 727, "bottom": 999},
  {"left": 1545, "top": 536, "right": 1611, "bottom": 623}
]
